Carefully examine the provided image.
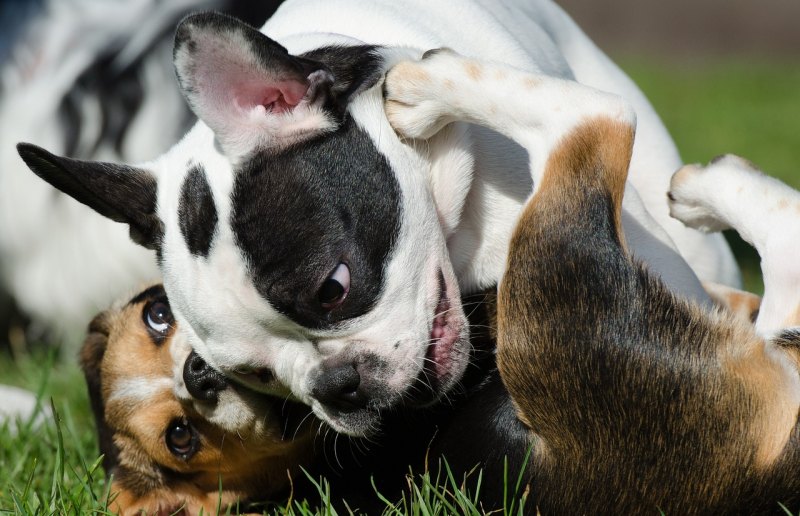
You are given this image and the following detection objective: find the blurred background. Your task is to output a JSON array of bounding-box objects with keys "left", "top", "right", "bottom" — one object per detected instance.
[{"left": 561, "top": 0, "right": 800, "bottom": 293}]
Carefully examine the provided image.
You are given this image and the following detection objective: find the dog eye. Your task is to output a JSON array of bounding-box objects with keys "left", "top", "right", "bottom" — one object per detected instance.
[
  {"left": 318, "top": 263, "right": 350, "bottom": 309},
  {"left": 144, "top": 297, "right": 174, "bottom": 336},
  {"left": 165, "top": 418, "right": 197, "bottom": 459}
]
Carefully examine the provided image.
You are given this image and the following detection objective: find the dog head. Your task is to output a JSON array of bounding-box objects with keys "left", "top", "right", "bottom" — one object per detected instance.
[
  {"left": 23, "top": 12, "right": 471, "bottom": 437},
  {"left": 81, "top": 283, "right": 317, "bottom": 514}
]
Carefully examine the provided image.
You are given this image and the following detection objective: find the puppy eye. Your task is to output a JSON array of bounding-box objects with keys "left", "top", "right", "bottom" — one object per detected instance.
[
  {"left": 318, "top": 263, "right": 350, "bottom": 309},
  {"left": 144, "top": 297, "right": 174, "bottom": 336},
  {"left": 165, "top": 418, "right": 197, "bottom": 459}
]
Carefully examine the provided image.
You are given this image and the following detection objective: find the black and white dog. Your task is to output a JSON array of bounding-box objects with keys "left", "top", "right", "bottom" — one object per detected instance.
[{"left": 18, "top": 0, "right": 740, "bottom": 436}]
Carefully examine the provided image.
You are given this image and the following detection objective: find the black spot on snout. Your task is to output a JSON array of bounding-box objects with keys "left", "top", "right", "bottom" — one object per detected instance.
[{"left": 178, "top": 164, "right": 218, "bottom": 257}]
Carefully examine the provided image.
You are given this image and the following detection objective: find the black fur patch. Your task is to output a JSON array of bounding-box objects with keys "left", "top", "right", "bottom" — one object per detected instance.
[
  {"left": 178, "top": 164, "right": 218, "bottom": 257},
  {"left": 231, "top": 116, "right": 401, "bottom": 330},
  {"left": 775, "top": 328, "right": 800, "bottom": 351},
  {"left": 16, "top": 143, "right": 163, "bottom": 250},
  {"left": 300, "top": 45, "right": 384, "bottom": 119}
]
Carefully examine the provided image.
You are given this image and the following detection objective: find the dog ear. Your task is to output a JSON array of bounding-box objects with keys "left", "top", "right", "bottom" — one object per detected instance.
[
  {"left": 16, "top": 143, "right": 163, "bottom": 250},
  {"left": 173, "top": 12, "right": 335, "bottom": 159},
  {"left": 80, "top": 310, "right": 121, "bottom": 476}
]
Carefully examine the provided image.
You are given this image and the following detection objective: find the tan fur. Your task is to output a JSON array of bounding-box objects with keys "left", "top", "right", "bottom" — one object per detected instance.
[
  {"left": 522, "top": 76, "right": 540, "bottom": 89},
  {"left": 497, "top": 116, "right": 635, "bottom": 456},
  {"left": 702, "top": 281, "right": 761, "bottom": 322},
  {"left": 722, "top": 333, "right": 800, "bottom": 468},
  {"left": 783, "top": 304, "right": 800, "bottom": 327},
  {"left": 534, "top": 116, "right": 633, "bottom": 251},
  {"left": 390, "top": 61, "right": 432, "bottom": 88},
  {"left": 463, "top": 60, "right": 482, "bottom": 80}
]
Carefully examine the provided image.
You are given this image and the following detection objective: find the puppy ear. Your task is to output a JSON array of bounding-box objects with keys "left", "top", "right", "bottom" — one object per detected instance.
[
  {"left": 16, "top": 143, "right": 163, "bottom": 250},
  {"left": 173, "top": 12, "right": 335, "bottom": 159},
  {"left": 80, "top": 311, "right": 121, "bottom": 475}
]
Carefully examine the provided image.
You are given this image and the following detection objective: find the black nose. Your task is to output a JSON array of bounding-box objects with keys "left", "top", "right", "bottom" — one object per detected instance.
[
  {"left": 311, "top": 362, "right": 368, "bottom": 412},
  {"left": 183, "top": 351, "right": 228, "bottom": 402}
]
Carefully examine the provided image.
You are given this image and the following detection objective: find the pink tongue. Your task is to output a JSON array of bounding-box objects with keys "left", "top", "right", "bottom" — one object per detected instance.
[
  {"left": 431, "top": 290, "right": 449, "bottom": 342},
  {"left": 432, "top": 321, "right": 445, "bottom": 340}
]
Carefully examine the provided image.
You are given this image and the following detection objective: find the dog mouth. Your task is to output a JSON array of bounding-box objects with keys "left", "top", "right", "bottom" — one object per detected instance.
[{"left": 410, "top": 270, "right": 466, "bottom": 404}]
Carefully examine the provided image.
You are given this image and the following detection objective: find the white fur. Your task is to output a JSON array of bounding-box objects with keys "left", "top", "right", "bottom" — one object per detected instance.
[
  {"left": 108, "top": 377, "right": 174, "bottom": 404},
  {"left": 669, "top": 155, "right": 800, "bottom": 336},
  {"left": 384, "top": 50, "right": 713, "bottom": 304}
]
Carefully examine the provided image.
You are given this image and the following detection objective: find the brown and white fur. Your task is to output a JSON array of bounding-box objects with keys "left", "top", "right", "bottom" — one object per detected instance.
[
  {"left": 383, "top": 50, "right": 800, "bottom": 512},
  {"left": 81, "top": 284, "right": 317, "bottom": 515}
]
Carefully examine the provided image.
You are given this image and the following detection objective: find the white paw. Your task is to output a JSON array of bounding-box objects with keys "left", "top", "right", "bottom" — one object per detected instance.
[
  {"left": 383, "top": 49, "right": 465, "bottom": 140},
  {"left": 668, "top": 154, "right": 764, "bottom": 232}
]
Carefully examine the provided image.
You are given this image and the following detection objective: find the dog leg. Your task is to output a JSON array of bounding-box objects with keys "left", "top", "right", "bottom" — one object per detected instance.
[
  {"left": 702, "top": 280, "right": 761, "bottom": 322},
  {"left": 493, "top": 117, "right": 800, "bottom": 512},
  {"left": 384, "top": 49, "right": 636, "bottom": 193},
  {"left": 669, "top": 155, "right": 800, "bottom": 335},
  {"left": 384, "top": 50, "right": 716, "bottom": 304}
]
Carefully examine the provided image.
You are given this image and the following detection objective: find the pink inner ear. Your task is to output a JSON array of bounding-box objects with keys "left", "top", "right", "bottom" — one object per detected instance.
[{"left": 237, "top": 79, "right": 310, "bottom": 115}]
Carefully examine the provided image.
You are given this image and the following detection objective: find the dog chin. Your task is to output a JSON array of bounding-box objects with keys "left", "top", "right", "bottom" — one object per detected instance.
[{"left": 316, "top": 274, "right": 470, "bottom": 437}]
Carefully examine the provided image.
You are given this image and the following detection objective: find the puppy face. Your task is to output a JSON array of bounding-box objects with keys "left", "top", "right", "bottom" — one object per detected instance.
[
  {"left": 22, "top": 13, "right": 470, "bottom": 436},
  {"left": 81, "top": 284, "right": 317, "bottom": 515}
]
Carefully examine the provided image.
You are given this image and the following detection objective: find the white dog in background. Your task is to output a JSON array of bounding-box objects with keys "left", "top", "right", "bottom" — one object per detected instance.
[{"left": 0, "top": 0, "right": 281, "bottom": 345}]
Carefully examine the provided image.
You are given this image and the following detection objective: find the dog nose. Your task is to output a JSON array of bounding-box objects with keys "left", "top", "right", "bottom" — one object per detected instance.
[
  {"left": 311, "top": 363, "right": 368, "bottom": 412},
  {"left": 183, "top": 351, "right": 228, "bottom": 402}
]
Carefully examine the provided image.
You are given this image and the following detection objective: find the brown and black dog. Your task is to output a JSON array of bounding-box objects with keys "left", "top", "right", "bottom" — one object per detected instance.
[
  {"left": 495, "top": 130, "right": 800, "bottom": 513},
  {"left": 384, "top": 51, "right": 800, "bottom": 513},
  {"left": 80, "top": 282, "right": 502, "bottom": 514},
  {"left": 81, "top": 284, "right": 319, "bottom": 514}
]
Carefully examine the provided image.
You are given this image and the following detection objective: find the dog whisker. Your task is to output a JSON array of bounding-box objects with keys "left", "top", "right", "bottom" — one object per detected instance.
[{"left": 333, "top": 431, "right": 344, "bottom": 470}]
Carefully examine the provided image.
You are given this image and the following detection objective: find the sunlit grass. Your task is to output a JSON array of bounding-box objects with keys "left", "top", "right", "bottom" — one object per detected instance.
[{"left": 622, "top": 57, "right": 800, "bottom": 294}]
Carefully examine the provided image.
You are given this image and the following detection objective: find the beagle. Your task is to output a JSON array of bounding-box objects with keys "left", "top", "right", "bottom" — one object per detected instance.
[{"left": 80, "top": 284, "right": 318, "bottom": 515}]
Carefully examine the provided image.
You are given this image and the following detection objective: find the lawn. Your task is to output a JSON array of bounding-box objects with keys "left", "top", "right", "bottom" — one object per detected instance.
[
  {"left": 622, "top": 56, "right": 800, "bottom": 294},
  {"left": 1, "top": 57, "right": 799, "bottom": 514}
]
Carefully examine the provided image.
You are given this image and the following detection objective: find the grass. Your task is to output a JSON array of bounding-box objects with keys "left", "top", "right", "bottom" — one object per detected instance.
[
  {"left": 1, "top": 58, "right": 799, "bottom": 513},
  {"left": 620, "top": 56, "right": 800, "bottom": 294}
]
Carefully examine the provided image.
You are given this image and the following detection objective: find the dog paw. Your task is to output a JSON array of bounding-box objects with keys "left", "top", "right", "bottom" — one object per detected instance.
[
  {"left": 384, "top": 49, "right": 465, "bottom": 139},
  {"left": 667, "top": 155, "right": 760, "bottom": 232}
]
